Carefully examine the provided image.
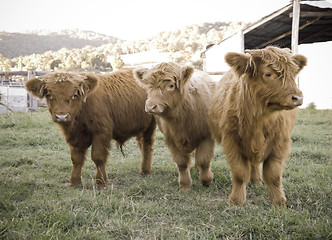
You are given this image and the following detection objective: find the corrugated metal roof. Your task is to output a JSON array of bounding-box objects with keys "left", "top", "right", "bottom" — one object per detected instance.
[{"left": 243, "top": 1, "right": 332, "bottom": 49}]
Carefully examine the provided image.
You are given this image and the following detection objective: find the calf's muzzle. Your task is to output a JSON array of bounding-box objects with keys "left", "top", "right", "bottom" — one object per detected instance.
[
  {"left": 145, "top": 104, "right": 157, "bottom": 113},
  {"left": 145, "top": 98, "right": 164, "bottom": 114},
  {"left": 55, "top": 113, "right": 70, "bottom": 123},
  {"left": 291, "top": 94, "right": 303, "bottom": 106}
]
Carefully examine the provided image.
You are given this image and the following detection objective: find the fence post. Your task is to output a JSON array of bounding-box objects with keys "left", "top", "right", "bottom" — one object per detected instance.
[
  {"left": 291, "top": 0, "right": 300, "bottom": 87},
  {"left": 27, "top": 70, "right": 38, "bottom": 111}
]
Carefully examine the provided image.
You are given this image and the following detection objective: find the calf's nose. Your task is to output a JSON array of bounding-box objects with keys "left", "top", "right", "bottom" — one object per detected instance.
[
  {"left": 291, "top": 95, "right": 303, "bottom": 106},
  {"left": 55, "top": 114, "right": 69, "bottom": 122},
  {"left": 145, "top": 104, "right": 157, "bottom": 113}
]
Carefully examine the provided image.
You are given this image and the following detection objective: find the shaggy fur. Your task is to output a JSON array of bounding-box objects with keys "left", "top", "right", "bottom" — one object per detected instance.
[
  {"left": 209, "top": 46, "right": 307, "bottom": 206},
  {"left": 25, "top": 69, "right": 156, "bottom": 188},
  {"left": 134, "top": 62, "right": 215, "bottom": 189}
]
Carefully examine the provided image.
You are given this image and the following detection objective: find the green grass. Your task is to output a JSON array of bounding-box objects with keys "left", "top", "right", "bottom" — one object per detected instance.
[{"left": 0, "top": 109, "right": 331, "bottom": 239}]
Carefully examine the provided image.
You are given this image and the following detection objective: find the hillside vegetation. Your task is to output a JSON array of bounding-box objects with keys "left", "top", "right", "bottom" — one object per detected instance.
[
  {"left": 0, "top": 22, "right": 246, "bottom": 72},
  {"left": 0, "top": 29, "right": 122, "bottom": 59}
]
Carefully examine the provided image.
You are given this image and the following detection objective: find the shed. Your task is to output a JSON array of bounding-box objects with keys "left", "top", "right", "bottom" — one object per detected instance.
[
  {"left": 107, "top": 50, "right": 171, "bottom": 69},
  {"left": 202, "top": 0, "right": 332, "bottom": 109}
]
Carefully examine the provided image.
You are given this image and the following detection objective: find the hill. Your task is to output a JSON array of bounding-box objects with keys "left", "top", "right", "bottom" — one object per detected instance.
[
  {"left": 0, "top": 29, "right": 122, "bottom": 58},
  {"left": 0, "top": 21, "right": 246, "bottom": 71}
]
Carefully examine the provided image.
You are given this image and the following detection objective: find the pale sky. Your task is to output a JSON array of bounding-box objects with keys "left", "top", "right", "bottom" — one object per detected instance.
[{"left": 1, "top": 0, "right": 294, "bottom": 40}]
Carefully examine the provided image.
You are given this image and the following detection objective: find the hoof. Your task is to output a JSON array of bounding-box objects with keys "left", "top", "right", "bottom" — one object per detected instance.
[
  {"left": 270, "top": 196, "right": 286, "bottom": 207},
  {"left": 229, "top": 193, "right": 246, "bottom": 207},
  {"left": 140, "top": 170, "right": 151, "bottom": 176},
  {"left": 179, "top": 180, "right": 192, "bottom": 190},
  {"left": 199, "top": 168, "right": 214, "bottom": 187},
  {"left": 96, "top": 179, "right": 107, "bottom": 190},
  {"left": 201, "top": 173, "right": 213, "bottom": 187},
  {"left": 201, "top": 179, "right": 212, "bottom": 187},
  {"left": 96, "top": 185, "right": 107, "bottom": 190},
  {"left": 180, "top": 185, "right": 191, "bottom": 191},
  {"left": 179, "top": 179, "right": 192, "bottom": 191},
  {"left": 69, "top": 180, "right": 82, "bottom": 187}
]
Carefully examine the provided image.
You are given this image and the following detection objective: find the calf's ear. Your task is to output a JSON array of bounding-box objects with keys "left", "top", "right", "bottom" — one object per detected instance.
[
  {"left": 133, "top": 67, "right": 148, "bottom": 86},
  {"left": 25, "top": 78, "right": 46, "bottom": 99},
  {"left": 177, "top": 66, "right": 194, "bottom": 92},
  {"left": 292, "top": 54, "right": 307, "bottom": 72},
  {"left": 82, "top": 74, "right": 99, "bottom": 95},
  {"left": 225, "top": 52, "right": 255, "bottom": 77}
]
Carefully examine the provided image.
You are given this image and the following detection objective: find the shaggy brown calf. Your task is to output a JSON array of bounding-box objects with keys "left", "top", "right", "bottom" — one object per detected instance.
[
  {"left": 26, "top": 70, "right": 156, "bottom": 188},
  {"left": 209, "top": 46, "right": 307, "bottom": 206},
  {"left": 134, "top": 62, "right": 215, "bottom": 189}
]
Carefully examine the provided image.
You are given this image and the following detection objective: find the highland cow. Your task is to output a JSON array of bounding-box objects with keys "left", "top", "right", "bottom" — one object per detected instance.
[
  {"left": 134, "top": 62, "right": 215, "bottom": 189},
  {"left": 209, "top": 46, "right": 307, "bottom": 206},
  {"left": 25, "top": 70, "right": 156, "bottom": 189}
]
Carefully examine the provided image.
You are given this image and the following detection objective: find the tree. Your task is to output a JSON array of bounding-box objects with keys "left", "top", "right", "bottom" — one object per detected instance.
[
  {"left": 111, "top": 54, "right": 124, "bottom": 70},
  {"left": 0, "top": 54, "right": 12, "bottom": 71},
  {"left": 50, "top": 60, "right": 62, "bottom": 70},
  {"left": 64, "top": 56, "right": 76, "bottom": 70},
  {"left": 17, "top": 56, "right": 23, "bottom": 70},
  {"left": 90, "top": 54, "right": 103, "bottom": 69}
]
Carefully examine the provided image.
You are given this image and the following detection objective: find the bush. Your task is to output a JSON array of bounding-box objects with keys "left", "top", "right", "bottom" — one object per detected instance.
[{"left": 306, "top": 102, "right": 317, "bottom": 110}]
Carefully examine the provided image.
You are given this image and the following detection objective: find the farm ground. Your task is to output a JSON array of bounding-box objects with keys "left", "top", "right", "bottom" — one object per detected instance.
[{"left": 0, "top": 109, "right": 331, "bottom": 239}]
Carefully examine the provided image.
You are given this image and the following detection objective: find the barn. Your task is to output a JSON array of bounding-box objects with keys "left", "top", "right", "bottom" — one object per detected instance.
[
  {"left": 107, "top": 50, "right": 171, "bottom": 69},
  {"left": 202, "top": 0, "right": 332, "bottom": 109}
]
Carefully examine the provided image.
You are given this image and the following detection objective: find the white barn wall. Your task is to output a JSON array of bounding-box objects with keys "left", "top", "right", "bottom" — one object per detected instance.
[
  {"left": 298, "top": 41, "right": 332, "bottom": 109},
  {"left": 205, "top": 32, "right": 243, "bottom": 74}
]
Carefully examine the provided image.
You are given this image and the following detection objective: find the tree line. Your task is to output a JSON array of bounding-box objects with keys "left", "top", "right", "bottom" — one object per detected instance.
[{"left": 0, "top": 22, "right": 246, "bottom": 73}]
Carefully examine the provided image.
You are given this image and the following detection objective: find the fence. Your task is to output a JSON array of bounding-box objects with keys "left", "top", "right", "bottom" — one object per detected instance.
[{"left": 0, "top": 71, "right": 49, "bottom": 113}]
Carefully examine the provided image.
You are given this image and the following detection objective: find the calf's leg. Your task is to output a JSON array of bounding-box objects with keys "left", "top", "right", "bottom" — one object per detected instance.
[
  {"left": 195, "top": 137, "right": 214, "bottom": 187},
  {"left": 169, "top": 147, "right": 192, "bottom": 190},
  {"left": 91, "top": 135, "right": 110, "bottom": 189},
  {"left": 250, "top": 163, "right": 262, "bottom": 185},
  {"left": 69, "top": 146, "right": 87, "bottom": 186},
  {"left": 228, "top": 158, "right": 251, "bottom": 206},
  {"left": 136, "top": 118, "right": 156, "bottom": 175},
  {"left": 177, "top": 156, "right": 192, "bottom": 190},
  {"left": 263, "top": 157, "right": 286, "bottom": 206},
  {"left": 223, "top": 136, "right": 250, "bottom": 206}
]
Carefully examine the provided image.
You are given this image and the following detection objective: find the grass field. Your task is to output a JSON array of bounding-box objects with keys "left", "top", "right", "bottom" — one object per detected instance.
[{"left": 0, "top": 108, "right": 331, "bottom": 239}]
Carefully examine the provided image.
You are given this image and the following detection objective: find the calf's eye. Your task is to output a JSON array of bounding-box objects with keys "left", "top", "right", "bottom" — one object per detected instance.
[
  {"left": 72, "top": 94, "right": 79, "bottom": 100},
  {"left": 167, "top": 84, "right": 175, "bottom": 90},
  {"left": 265, "top": 72, "right": 272, "bottom": 77}
]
